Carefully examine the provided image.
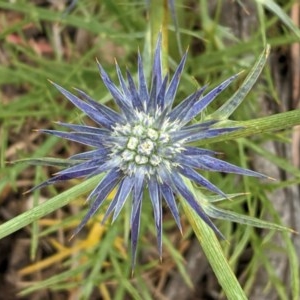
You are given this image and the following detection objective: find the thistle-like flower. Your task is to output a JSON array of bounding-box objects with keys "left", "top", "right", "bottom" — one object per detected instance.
[{"left": 34, "top": 36, "right": 266, "bottom": 265}]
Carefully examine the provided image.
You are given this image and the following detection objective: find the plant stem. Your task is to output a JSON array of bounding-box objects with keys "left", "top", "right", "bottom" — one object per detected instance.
[
  {"left": 180, "top": 179, "right": 248, "bottom": 300},
  {"left": 200, "top": 109, "right": 300, "bottom": 146},
  {"left": 0, "top": 175, "right": 102, "bottom": 240}
]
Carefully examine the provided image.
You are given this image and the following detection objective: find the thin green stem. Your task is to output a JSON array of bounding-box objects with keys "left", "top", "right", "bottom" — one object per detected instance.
[
  {"left": 180, "top": 179, "right": 248, "bottom": 300},
  {"left": 0, "top": 175, "right": 102, "bottom": 240},
  {"left": 199, "top": 109, "right": 300, "bottom": 146}
]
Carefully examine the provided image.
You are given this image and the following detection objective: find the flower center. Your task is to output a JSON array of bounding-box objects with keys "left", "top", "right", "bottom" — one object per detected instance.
[{"left": 111, "top": 111, "right": 182, "bottom": 176}]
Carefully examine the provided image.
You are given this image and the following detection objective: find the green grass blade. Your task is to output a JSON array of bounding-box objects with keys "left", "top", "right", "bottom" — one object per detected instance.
[
  {"left": 0, "top": 174, "right": 103, "bottom": 240},
  {"left": 255, "top": 0, "right": 300, "bottom": 38}
]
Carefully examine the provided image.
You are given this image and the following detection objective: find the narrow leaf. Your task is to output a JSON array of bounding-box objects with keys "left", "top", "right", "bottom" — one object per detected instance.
[
  {"left": 204, "top": 205, "right": 293, "bottom": 232},
  {"left": 210, "top": 45, "right": 270, "bottom": 120}
]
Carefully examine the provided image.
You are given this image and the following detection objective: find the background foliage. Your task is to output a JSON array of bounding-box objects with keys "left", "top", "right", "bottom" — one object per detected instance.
[{"left": 0, "top": 0, "right": 299, "bottom": 299}]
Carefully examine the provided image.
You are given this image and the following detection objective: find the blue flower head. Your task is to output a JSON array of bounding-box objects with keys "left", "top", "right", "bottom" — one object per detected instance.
[{"left": 34, "top": 35, "right": 266, "bottom": 266}]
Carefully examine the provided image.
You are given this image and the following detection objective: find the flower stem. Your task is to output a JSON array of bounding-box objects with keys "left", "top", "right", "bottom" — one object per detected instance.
[
  {"left": 200, "top": 109, "right": 300, "bottom": 146},
  {"left": 180, "top": 178, "right": 248, "bottom": 300}
]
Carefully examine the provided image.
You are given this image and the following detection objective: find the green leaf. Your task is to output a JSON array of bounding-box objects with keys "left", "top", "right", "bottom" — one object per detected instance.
[
  {"left": 255, "top": 0, "right": 300, "bottom": 39},
  {"left": 0, "top": 174, "right": 103, "bottom": 240},
  {"left": 13, "top": 157, "right": 82, "bottom": 168},
  {"left": 204, "top": 205, "right": 293, "bottom": 232},
  {"left": 197, "top": 109, "right": 300, "bottom": 146},
  {"left": 210, "top": 45, "right": 270, "bottom": 120},
  {"left": 204, "top": 193, "right": 248, "bottom": 203}
]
